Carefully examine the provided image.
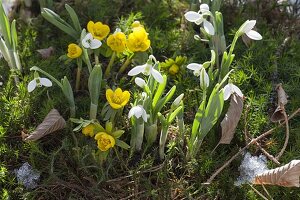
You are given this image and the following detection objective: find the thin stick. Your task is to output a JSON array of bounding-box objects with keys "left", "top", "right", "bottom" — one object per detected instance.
[
  {"left": 275, "top": 110, "right": 289, "bottom": 160},
  {"left": 255, "top": 141, "right": 280, "bottom": 165},
  {"left": 249, "top": 184, "right": 268, "bottom": 200},
  {"left": 261, "top": 183, "right": 274, "bottom": 200},
  {"left": 204, "top": 108, "right": 300, "bottom": 184}
]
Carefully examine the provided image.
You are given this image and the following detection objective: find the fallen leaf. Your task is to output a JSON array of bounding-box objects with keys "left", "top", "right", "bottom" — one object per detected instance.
[
  {"left": 36, "top": 47, "right": 54, "bottom": 59},
  {"left": 219, "top": 94, "right": 243, "bottom": 144},
  {"left": 254, "top": 160, "right": 300, "bottom": 187},
  {"left": 24, "top": 109, "right": 66, "bottom": 141},
  {"left": 271, "top": 83, "right": 288, "bottom": 122}
]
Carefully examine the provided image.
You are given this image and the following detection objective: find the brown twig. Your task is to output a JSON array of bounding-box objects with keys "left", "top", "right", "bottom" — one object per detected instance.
[
  {"left": 255, "top": 141, "right": 280, "bottom": 165},
  {"left": 204, "top": 108, "right": 300, "bottom": 184},
  {"left": 275, "top": 110, "right": 289, "bottom": 160}
]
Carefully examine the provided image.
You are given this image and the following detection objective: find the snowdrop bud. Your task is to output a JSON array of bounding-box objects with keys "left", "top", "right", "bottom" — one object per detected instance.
[
  {"left": 172, "top": 93, "right": 184, "bottom": 107},
  {"left": 200, "top": 4, "right": 209, "bottom": 12},
  {"left": 194, "top": 35, "right": 201, "bottom": 41},
  {"left": 200, "top": 68, "right": 209, "bottom": 90},
  {"left": 135, "top": 77, "right": 146, "bottom": 88}
]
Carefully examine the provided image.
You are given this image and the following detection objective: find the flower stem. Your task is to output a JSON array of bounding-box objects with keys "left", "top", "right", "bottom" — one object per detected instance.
[
  {"left": 75, "top": 59, "right": 82, "bottom": 91},
  {"left": 118, "top": 56, "right": 132, "bottom": 74},
  {"left": 94, "top": 54, "right": 99, "bottom": 65},
  {"left": 105, "top": 52, "right": 116, "bottom": 78}
]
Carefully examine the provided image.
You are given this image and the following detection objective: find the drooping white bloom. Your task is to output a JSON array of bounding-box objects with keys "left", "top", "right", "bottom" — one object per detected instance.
[
  {"left": 223, "top": 83, "right": 243, "bottom": 100},
  {"left": 82, "top": 33, "right": 102, "bottom": 49},
  {"left": 239, "top": 20, "right": 262, "bottom": 40},
  {"left": 184, "top": 4, "right": 215, "bottom": 35},
  {"left": 135, "top": 77, "right": 146, "bottom": 88},
  {"left": 128, "top": 56, "right": 163, "bottom": 83},
  {"left": 27, "top": 77, "right": 52, "bottom": 92},
  {"left": 187, "top": 63, "right": 203, "bottom": 77},
  {"left": 128, "top": 105, "right": 148, "bottom": 122}
]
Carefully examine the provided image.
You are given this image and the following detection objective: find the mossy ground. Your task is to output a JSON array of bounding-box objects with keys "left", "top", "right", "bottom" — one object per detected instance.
[{"left": 1, "top": 0, "right": 300, "bottom": 199}]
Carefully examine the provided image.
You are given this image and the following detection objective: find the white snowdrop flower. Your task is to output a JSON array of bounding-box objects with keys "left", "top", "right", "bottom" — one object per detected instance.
[
  {"left": 128, "top": 105, "right": 148, "bottom": 122},
  {"left": 0, "top": 82, "right": 3, "bottom": 86},
  {"left": 27, "top": 76, "right": 52, "bottom": 92},
  {"left": 128, "top": 55, "right": 163, "bottom": 83},
  {"left": 135, "top": 77, "right": 146, "bottom": 88},
  {"left": 223, "top": 83, "right": 243, "bottom": 100},
  {"left": 239, "top": 20, "right": 262, "bottom": 40},
  {"left": 187, "top": 63, "right": 204, "bottom": 77},
  {"left": 82, "top": 33, "right": 102, "bottom": 49},
  {"left": 184, "top": 4, "right": 215, "bottom": 35}
]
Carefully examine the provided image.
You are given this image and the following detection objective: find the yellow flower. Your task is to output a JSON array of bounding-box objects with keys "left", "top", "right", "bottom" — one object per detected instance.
[
  {"left": 106, "top": 88, "right": 130, "bottom": 109},
  {"left": 107, "top": 32, "right": 126, "bottom": 53},
  {"left": 87, "top": 21, "right": 110, "bottom": 41},
  {"left": 82, "top": 124, "right": 96, "bottom": 137},
  {"left": 127, "top": 27, "right": 150, "bottom": 52},
  {"left": 161, "top": 56, "right": 187, "bottom": 76},
  {"left": 94, "top": 132, "right": 115, "bottom": 151},
  {"left": 169, "top": 64, "right": 179, "bottom": 75},
  {"left": 67, "top": 43, "right": 82, "bottom": 59}
]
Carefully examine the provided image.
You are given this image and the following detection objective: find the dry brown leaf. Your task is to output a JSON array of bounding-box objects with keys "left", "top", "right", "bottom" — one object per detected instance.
[
  {"left": 219, "top": 94, "right": 244, "bottom": 144},
  {"left": 36, "top": 47, "right": 54, "bottom": 59},
  {"left": 254, "top": 160, "right": 300, "bottom": 187},
  {"left": 271, "top": 83, "right": 288, "bottom": 122},
  {"left": 24, "top": 109, "right": 66, "bottom": 141}
]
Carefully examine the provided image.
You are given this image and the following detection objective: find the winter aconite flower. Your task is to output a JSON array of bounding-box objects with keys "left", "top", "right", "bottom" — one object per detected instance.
[
  {"left": 106, "top": 88, "right": 130, "bottom": 109},
  {"left": 238, "top": 20, "right": 262, "bottom": 40},
  {"left": 82, "top": 124, "right": 96, "bottom": 137},
  {"left": 67, "top": 43, "right": 82, "bottom": 59},
  {"left": 161, "top": 56, "right": 187, "bottom": 76},
  {"left": 107, "top": 30, "right": 127, "bottom": 53},
  {"left": 95, "top": 132, "right": 115, "bottom": 151},
  {"left": 223, "top": 83, "right": 244, "bottom": 100},
  {"left": 184, "top": 3, "right": 215, "bottom": 35},
  {"left": 131, "top": 21, "right": 144, "bottom": 30},
  {"left": 87, "top": 21, "right": 110, "bottom": 41},
  {"left": 128, "top": 55, "right": 163, "bottom": 83},
  {"left": 128, "top": 105, "right": 148, "bottom": 122},
  {"left": 27, "top": 74, "right": 52, "bottom": 92},
  {"left": 82, "top": 33, "right": 102, "bottom": 49},
  {"left": 127, "top": 27, "right": 150, "bottom": 52}
]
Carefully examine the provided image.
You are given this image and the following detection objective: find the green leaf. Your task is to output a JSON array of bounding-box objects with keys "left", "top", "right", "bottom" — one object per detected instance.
[
  {"left": 65, "top": 4, "right": 81, "bottom": 32},
  {"left": 61, "top": 76, "right": 75, "bottom": 110},
  {"left": 152, "top": 75, "right": 167, "bottom": 109},
  {"left": 98, "top": 43, "right": 113, "bottom": 57},
  {"left": 191, "top": 98, "right": 206, "bottom": 143},
  {"left": 154, "top": 86, "right": 176, "bottom": 115},
  {"left": 0, "top": 3, "right": 12, "bottom": 48},
  {"left": 88, "top": 65, "right": 102, "bottom": 105},
  {"left": 168, "top": 106, "right": 183, "bottom": 124},
  {"left": 116, "top": 139, "right": 130, "bottom": 150},
  {"left": 41, "top": 8, "right": 78, "bottom": 39},
  {"left": 94, "top": 123, "right": 105, "bottom": 133},
  {"left": 105, "top": 121, "right": 113, "bottom": 134},
  {"left": 10, "top": 20, "right": 17, "bottom": 51},
  {"left": 199, "top": 89, "right": 224, "bottom": 139},
  {"left": 73, "top": 124, "right": 83, "bottom": 132},
  {"left": 0, "top": 38, "right": 10, "bottom": 62},
  {"left": 111, "top": 130, "right": 125, "bottom": 139}
]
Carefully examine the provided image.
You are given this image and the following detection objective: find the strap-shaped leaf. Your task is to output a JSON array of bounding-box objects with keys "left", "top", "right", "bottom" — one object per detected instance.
[
  {"left": 116, "top": 139, "right": 130, "bottom": 150},
  {"left": 11, "top": 20, "right": 17, "bottom": 51},
  {"left": 154, "top": 85, "right": 176, "bottom": 115},
  {"left": 41, "top": 8, "right": 78, "bottom": 39},
  {"left": 88, "top": 65, "right": 102, "bottom": 105},
  {"left": 24, "top": 109, "right": 66, "bottom": 141},
  {"left": 254, "top": 160, "right": 300, "bottom": 187},
  {"left": 0, "top": 38, "right": 10, "bottom": 62},
  {"left": 61, "top": 76, "right": 75, "bottom": 117},
  {"left": 65, "top": 4, "right": 81, "bottom": 32},
  {"left": 168, "top": 106, "right": 183, "bottom": 124},
  {"left": 0, "top": 3, "right": 12, "bottom": 48},
  {"left": 152, "top": 75, "right": 167, "bottom": 109}
]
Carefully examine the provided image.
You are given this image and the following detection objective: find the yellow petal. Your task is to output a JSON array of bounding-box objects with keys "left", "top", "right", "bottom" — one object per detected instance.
[
  {"left": 115, "top": 88, "right": 123, "bottom": 96},
  {"left": 110, "top": 102, "right": 122, "bottom": 109},
  {"left": 106, "top": 89, "right": 114, "bottom": 102},
  {"left": 87, "top": 21, "right": 94, "bottom": 34},
  {"left": 121, "top": 91, "right": 130, "bottom": 106}
]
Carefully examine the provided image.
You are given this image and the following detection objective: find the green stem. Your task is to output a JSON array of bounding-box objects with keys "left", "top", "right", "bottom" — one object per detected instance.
[
  {"left": 159, "top": 125, "right": 169, "bottom": 160},
  {"left": 105, "top": 51, "right": 116, "bottom": 78},
  {"left": 75, "top": 58, "right": 82, "bottom": 91},
  {"left": 94, "top": 54, "right": 99, "bottom": 65},
  {"left": 118, "top": 56, "right": 132, "bottom": 74}
]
